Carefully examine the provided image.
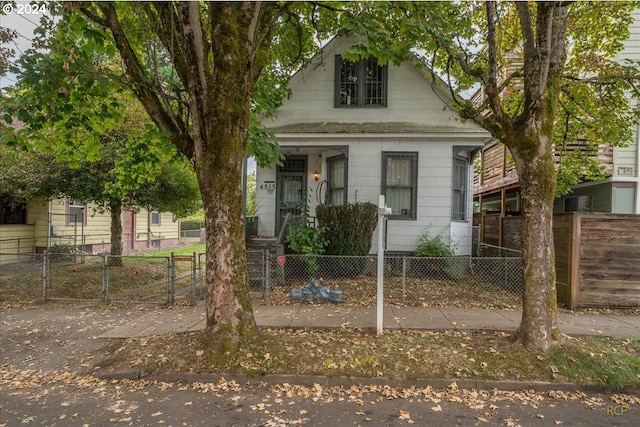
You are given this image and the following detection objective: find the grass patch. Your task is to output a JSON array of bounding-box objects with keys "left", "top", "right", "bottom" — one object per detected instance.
[
  {"left": 143, "top": 244, "right": 205, "bottom": 258},
  {"left": 103, "top": 329, "right": 640, "bottom": 389},
  {"left": 546, "top": 336, "right": 640, "bottom": 389}
]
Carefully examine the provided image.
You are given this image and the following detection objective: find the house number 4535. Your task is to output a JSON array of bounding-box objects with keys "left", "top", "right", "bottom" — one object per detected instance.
[{"left": 260, "top": 183, "right": 276, "bottom": 191}]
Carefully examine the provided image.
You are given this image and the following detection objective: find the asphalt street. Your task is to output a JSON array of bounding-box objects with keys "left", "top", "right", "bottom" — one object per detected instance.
[
  {"left": 1, "top": 304, "right": 639, "bottom": 426},
  {"left": 1, "top": 368, "right": 638, "bottom": 426}
]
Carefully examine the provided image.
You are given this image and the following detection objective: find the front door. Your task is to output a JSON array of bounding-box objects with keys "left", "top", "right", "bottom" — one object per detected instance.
[
  {"left": 123, "top": 210, "right": 135, "bottom": 252},
  {"left": 276, "top": 155, "right": 307, "bottom": 234}
]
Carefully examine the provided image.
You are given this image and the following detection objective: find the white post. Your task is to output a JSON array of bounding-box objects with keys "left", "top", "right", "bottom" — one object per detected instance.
[{"left": 377, "top": 195, "right": 391, "bottom": 335}]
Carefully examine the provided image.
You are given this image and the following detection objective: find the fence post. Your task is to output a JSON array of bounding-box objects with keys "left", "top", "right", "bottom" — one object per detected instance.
[
  {"left": 168, "top": 253, "right": 175, "bottom": 304},
  {"left": 102, "top": 255, "right": 109, "bottom": 302},
  {"left": 41, "top": 250, "right": 48, "bottom": 303},
  {"left": 377, "top": 195, "right": 391, "bottom": 336},
  {"left": 191, "top": 252, "right": 197, "bottom": 306},
  {"left": 504, "top": 253, "right": 508, "bottom": 289},
  {"left": 199, "top": 253, "right": 205, "bottom": 300},
  {"left": 402, "top": 256, "right": 406, "bottom": 303},
  {"left": 265, "top": 249, "right": 271, "bottom": 298},
  {"left": 567, "top": 213, "right": 581, "bottom": 310}
]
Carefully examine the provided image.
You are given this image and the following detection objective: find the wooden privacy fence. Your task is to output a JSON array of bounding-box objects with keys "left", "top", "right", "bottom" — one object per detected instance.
[
  {"left": 474, "top": 212, "right": 522, "bottom": 251},
  {"left": 476, "top": 211, "right": 640, "bottom": 309},
  {"left": 555, "top": 213, "right": 640, "bottom": 310}
]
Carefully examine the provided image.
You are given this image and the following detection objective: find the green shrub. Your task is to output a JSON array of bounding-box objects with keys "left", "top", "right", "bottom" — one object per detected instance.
[
  {"left": 285, "top": 221, "right": 328, "bottom": 278},
  {"left": 316, "top": 202, "right": 378, "bottom": 256},
  {"left": 285, "top": 221, "right": 327, "bottom": 256},
  {"left": 48, "top": 243, "right": 77, "bottom": 262},
  {"left": 415, "top": 228, "right": 455, "bottom": 257},
  {"left": 180, "top": 220, "right": 204, "bottom": 231},
  {"left": 413, "top": 227, "right": 463, "bottom": 278},
  {"left": 316, "top": 203, "right": 378, "bottom": 278}
]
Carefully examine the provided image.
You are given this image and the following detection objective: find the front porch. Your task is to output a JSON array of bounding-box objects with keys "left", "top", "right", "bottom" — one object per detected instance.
[{"left": 255, "top": 145, "right": 348, "bottom": 239}]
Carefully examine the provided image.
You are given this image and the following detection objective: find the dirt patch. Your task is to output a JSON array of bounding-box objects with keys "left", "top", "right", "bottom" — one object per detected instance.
[
  {"left": 1, "top": 304, "right": 168, "bottom": 374},
  {"left": 263, "top": 276, "right": 522, "bottom": 310}
]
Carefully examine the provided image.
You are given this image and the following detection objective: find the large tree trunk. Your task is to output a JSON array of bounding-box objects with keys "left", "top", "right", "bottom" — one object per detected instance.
[
  {"left": 93, "top": 1, "right": 273, "bottom": 348},
  {"left": 511, "top": 139, "right": 559, "bottom": 349},
  {"left": 109, "top": 199, "right": 124, "bottom": 267},
  {"left": 196, "top": 137, "right": 256, "bottom": 345},
  {"left": 485, "top": 1, "right": 568, "bottom": 350},
  {"left": 182, "top": 2, "right": 271, "bottom": 345}
]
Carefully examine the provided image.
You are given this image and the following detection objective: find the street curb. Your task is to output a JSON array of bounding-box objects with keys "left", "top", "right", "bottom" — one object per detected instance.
[{"left": 94, "top": 371, "right": 640, "bottom": 395}]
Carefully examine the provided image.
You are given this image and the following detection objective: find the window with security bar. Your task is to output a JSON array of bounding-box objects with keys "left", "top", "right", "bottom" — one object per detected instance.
[
  {"left": 382, "top": 152, "right": 418, "bottom": 219},
  {"left": 452, "top": 157, "right": 469, "bottom": 221},
  {"left": 335, "top": 56, "right": 387, "bottom": 107},
  {"left": 0, "top": 198, "right": 27, "bottom": 225}
]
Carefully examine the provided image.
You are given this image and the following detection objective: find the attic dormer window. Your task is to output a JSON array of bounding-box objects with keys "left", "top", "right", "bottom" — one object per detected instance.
[{"left": 335, "top": 55, "right": 387, "bottom": 107}]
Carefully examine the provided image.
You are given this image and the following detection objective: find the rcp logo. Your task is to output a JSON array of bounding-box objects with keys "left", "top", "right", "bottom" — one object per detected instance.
[{"left": 606, "top": 405, "right": 629, "bottom": 416}]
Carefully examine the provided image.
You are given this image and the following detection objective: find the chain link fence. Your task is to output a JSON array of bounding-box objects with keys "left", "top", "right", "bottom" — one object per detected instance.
[
  {"left": 103, "top": 255, "right": 171, "bottom": 304},
  {"left": 260, "top": 254, "right": 523, "bottom": 310},
  {"left": 46, "top": 254, "right": 106, "bottom": 302},
  {"left": 2, "top": 248, "right": 523, "bottom": 310},
  {"left": 0, "top": 251, "right": 201, "bottom": 306},
  {"left": 0, "top": 252, "right": 45, "bottom": 302}
]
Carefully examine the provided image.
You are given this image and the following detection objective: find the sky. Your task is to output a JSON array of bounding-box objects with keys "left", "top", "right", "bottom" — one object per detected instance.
[{"left": 1, "top": 2, "right": 42, "bottom": 91}]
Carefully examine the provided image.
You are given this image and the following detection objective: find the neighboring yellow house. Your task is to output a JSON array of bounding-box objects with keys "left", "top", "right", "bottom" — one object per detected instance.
[{"left": 0, "top": 197, "right": 180, "bottom": 260}]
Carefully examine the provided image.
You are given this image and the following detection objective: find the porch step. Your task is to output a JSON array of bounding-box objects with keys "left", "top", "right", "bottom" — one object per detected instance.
[{"left": 248, "top": 237, "right": 279, "bottom": 247}]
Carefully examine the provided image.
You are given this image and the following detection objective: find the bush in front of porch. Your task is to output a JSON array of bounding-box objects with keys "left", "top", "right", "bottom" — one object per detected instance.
[{"left": 316, "top": 202, "right": 378, "bottom": 278}]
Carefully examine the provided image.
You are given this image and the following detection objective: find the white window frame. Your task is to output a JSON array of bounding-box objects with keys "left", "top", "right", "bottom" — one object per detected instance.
[
  {"left": 150, "top": 210, "right": 161, "bottom": 226},
  {"left": 382, "top": 152, "right": 418, "bottom": 220},
  {"left": 68, "top": 199, "right": 85, "bottom": 225},
  {"left": 452, "top": 156, "right": 469, "bottom": 221}
]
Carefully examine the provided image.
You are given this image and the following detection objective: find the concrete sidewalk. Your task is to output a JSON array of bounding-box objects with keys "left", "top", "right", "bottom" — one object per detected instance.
[{"left": 98, "top": 301, "right": 640, "bottom": 339}]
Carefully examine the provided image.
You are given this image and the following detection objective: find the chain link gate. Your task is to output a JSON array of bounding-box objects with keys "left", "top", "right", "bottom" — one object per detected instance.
[
  {"left": 171, "top": 253, "right": 199, "bottom": 306},
  {"left": 103, "top": 255, "right": 171, "bottom": 304},
  {"left": 45, "top": 252, "right": 106, "bottom": 302}
]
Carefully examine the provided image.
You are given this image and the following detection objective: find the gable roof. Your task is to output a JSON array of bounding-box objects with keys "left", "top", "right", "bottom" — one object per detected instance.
[{"left": 265, "top": 36, "right": 490, "bottom": 137}]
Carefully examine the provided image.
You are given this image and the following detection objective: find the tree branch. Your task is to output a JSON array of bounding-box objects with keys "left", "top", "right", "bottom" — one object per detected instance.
[
  {"left": 563, "top": 73, "right": 640, "bottom": 85},
  {"left": 84, "top": 3, "right": 194, "bottom": 159},
  {"left": 144, "top": 3, "right": 190, "bottom": 88},
  {"left": 484, "top": 1, "right": 509, "bottom": 135}
]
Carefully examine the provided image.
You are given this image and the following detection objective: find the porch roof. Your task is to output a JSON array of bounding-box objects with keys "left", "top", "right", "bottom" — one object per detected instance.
[{"left": 266, "top": 121, "right": 489, "bottom": 135}]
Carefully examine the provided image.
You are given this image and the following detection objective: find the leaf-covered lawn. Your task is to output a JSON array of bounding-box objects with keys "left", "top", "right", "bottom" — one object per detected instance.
[{"left": 98, "top": 328, "right": 640, "bottom": 389}]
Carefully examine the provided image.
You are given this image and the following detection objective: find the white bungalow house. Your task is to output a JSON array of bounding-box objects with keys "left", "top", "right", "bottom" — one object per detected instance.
[{"left": 255, "top": 37, "right": 492, "bottom": 255}]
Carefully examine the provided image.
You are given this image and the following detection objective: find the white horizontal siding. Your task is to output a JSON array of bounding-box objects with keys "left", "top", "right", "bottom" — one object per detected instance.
[
  {"left": 614, "top": 9, "right": 640, "bottom": 176},
  {"left": 619, "top": 10, "right": 640, "bottom": 62},
  {"left": 257, "top": 137, "right": 478, "bottom": 254},
  {"left": 257, "top": 36, "right": 490, "bottom": 254},
  {"left": 267, "top": 37, "right": 487, "bottom": 134},
  {"left": 255, "top": 166, "right": 277, "bottom": 236}
]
